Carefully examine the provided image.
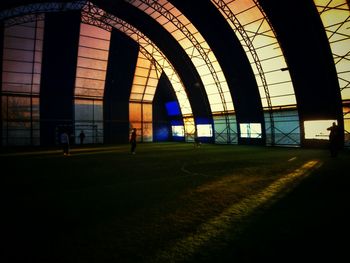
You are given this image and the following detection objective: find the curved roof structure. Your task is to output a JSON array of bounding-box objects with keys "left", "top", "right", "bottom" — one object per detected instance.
[{"left": 0, "top": 0, "right": 348, "bottom": 147}]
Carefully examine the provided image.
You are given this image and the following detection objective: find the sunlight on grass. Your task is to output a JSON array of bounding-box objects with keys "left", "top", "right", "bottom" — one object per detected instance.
[{"left": 154, "top": 160, "right": 322, "bottom": 261}]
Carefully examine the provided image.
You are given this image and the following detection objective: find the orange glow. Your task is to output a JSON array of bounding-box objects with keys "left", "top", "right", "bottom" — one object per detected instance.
[
  {"left": 212, "top": 0, "right": 296, "bottom": 107},
  {"left": 75, "top": 23, "right": 110, "bottom": 98}
]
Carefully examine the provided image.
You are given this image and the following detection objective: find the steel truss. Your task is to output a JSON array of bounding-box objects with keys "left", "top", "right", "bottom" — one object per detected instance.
[
  {"left": 0, "top": 0, "right": 193, "bottom": 115},
  {"left": 0, "top": 1, "right": 86, "bottom": 26},
  {"left": 1, "top": 0, "right": 195, "bottom": 138},
  {"left": 212, "top": 0, "right": 276, "bottom": 145},
  {"left": 81, "top": 2, "right": 195, "bottom": 132},
  {"left": 126, "top": 0, "right": 233, "bottom": 143},
  {"left": 81, "top": 2, "right": 189, "bottom": 102},
  {"left": 314, "top": 0, "right": 350, "bottom": 147}
]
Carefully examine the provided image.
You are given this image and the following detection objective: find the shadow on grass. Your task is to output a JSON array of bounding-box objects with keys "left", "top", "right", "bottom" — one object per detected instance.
[{"left": 2, "top": 144, "right": 349, "bottom": 263}]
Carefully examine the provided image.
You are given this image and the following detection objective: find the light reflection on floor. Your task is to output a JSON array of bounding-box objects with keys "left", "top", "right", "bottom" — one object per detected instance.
[{"left": 154, "top": 160, "right": 322, "bottom": 261}]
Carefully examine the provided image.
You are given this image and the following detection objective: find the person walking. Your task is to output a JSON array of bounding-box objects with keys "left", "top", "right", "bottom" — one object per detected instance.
[
  {"left": 327, "top": 122, "right": 340, "bottom": 157},
  {"left": 130, "top": 128, "right": 137, "bottom": 154},
  {"left": 60, "top": 131, "right": 70, "bottom": 156},
  {"left": 79, "top": 130, "right": 86, "bottom": 145}
]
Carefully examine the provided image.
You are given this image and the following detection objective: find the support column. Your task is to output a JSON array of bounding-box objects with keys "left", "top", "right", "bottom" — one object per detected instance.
[
  {"left": 104, "top": 28, "right": 139, "bottom": 143},
  {"left": 40, "top": 11, "right": 81, "bottom": 146}
]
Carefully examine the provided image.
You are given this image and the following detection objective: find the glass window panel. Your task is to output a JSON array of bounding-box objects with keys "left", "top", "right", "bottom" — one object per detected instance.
[
  {"left": 75, "top": 87, "right": 104, "bottom": 97},
  {"left": 196, "top": 65, "right": 211, "bottom": 76},
  {"left": 162, "top": 21, "right": 177, "bottom": 33},
  {"left": 142, "top": 104, "right": 152, "bottom": 121},
  {"left": 267, "top": 82, "right": 295, "bottom": 97},
  {"left": 142, "top": 122, "right": 153, "bottom": 142},
  {"left": 7, "top": 96, "right": 31, "bottom": 120},
  {"left": 191, "top": 57, "right": 206, "bottom": 69},
  {"left": 236, "top": 7, "right": 261, "bottom": 25},
  {"left": 31, "top": 84, "right": 40, "bottom": 94},
  {"left": 207, "top": 84, "right": 222, "bottom": 95},
  {"left": 210, "top": 103, "right": 224, "bottom": 112},
  {"left": 5, "top": 25, "right": 35, "bottom": 38},
  {"left": 240, "top": 123, "right": 262, "bottom": 138},
  {"left": 75, "top": 99, "right": 94, "bottom": 120},
  {"left": 4, "top": 37, "right": 35, "bottom": 50},
  {"left": 75, "top": 78, "right": 105, "bottom": 89},
  {"left": 335, "top": 54, "right": 349, "bottom": 71},
  {"left": 130, "top": 103, "right": 142, "bottom": 122},
  {"left": 341, "top": 87, "right": 350, "bottom": 100},
  {"left": 149, "top": 69, "right": 159, "bottom": 79},
  {"left": 131, "top": 84, "right": 146, "bottom": 94},
  {"left": 145, "top": 86, "right": 156, "bottom": 94},
  {"left": 130, "top": 93, "right": 143, "bottom": 101},
  {"left": 80, "top": 23, "right": 111, "bottom": 40},
  {"left": 333, "top": 39, "right": 350, "bottom": 58},
  {"left": 172, "top": 125, "right": 184, "bottom": 136},
  {"left": 34, "top": 50, "right": 43, "bottom": 62},
  {"left": 228, "top": 0, "right": 254, "bottom": 13},
  {"left": 260, "top": 57, "right": 287, "bottom": 72},
  {"left": 77, "top": 57, "right": 108, "bottom": 70},
  {"left": 32, "top": 74, "right": 41, "bottom": 85},
  {"left": 255, "top": 45, "right": 283, "bottom": 61},
  {"left": 33, "top": 62, "right": 42, "bottom": 74},
  {"left": 135, "top": 57, "right": 151, "bottom": 68},
  {"left": 93, "top": 101, "right": 103, "bottom": 121},
  {"left": 323, "top": 9, "right": 346, "bottom": 25},
  {"left": 223, "top": 91, "right": 234, "bottom": 104},
  {"left": 133, "top": 76, "right": 148, "bottom": 86},
  {"left": 200, "top": 74, "right": 215, "bottom": 84},
  {"left": 142, "top": 94, "right": 154, "bottom": 101},
  {"left": 134, "top": 67, "right": 151, "bottom": 77},
  {"left": 78, "top": 46, "right": 109, "bottom": 60},
  {"left": 3, "top": 61, "right": 33, "bottom": 73},
  {"left": 76, "top": 68, "right": 106, "bottom": 80},
  {"left": 304, "top": 120, "right": 337, "bottom": 140},
  {"left": 79, "top": 36, "right": 110, "bottom": 50},
  {"left": 270, "top": 95, "right": 297, "bottom": 106},
  {"left": 2, "top": 72, "right": 32, "bottom": 85},
  {"left": 147, "top": 77, "right": 159, "bottom": 87},
  {"left": 263, "top": 70, "right": 292, "bottom": 85},
  {"left": 3, "top": 49, "right": 34, "bottom": 62},
  {"left": 197, "top": 124, "right": 213, "bottom": 137}
]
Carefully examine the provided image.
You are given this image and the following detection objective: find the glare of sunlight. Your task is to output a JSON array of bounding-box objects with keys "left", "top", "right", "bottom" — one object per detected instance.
[
  {"left": 304, "top": 120, "right": 337, "bottom": 140},
  {"left": 155, "top": 160, "right": 322, "bottom": 261}
]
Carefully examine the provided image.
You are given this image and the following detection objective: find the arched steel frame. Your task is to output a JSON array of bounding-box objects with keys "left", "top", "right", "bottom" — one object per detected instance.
[
  {"left": 0, "top": 1, "right": 86, "bottom": 26},
  {"left": 313, "top": 0, "right": 350, "bottom": 147},
  {"left": 80, "top": 2, "right": 193, "bottom": 116},
  {"left": 212, "top": 0, "right": 275, "bottom": 144},
  {"left": 0, "top": 1, "right": 196, "bottom": 136},
  {"left": 125, "top": 0, "right": 233, "bottom": 143}
]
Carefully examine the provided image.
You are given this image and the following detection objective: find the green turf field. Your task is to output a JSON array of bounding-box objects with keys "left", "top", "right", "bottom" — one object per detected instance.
[{"left": 2, "top": 143, "right": 349, "bottom": 262}]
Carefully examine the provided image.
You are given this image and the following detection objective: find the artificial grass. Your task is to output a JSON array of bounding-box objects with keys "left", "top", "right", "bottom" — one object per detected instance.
[{"left": 2, "top": 143, "right": 349, "bottom": 262}]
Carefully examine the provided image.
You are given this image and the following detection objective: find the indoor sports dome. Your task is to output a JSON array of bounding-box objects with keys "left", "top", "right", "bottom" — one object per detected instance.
[
  {"left": 1, "top": 0, "right": 349, "bottom": 148},
  {"left": 2, "top": 1, "right": 350, "bottom": 263}
]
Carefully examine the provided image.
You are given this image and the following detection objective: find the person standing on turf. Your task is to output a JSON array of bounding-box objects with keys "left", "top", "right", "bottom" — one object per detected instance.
[
  {"left": 79, "top": 130, "right": 86, "bottom": 145},
  {"left": 327, "top": 122, "right": 340, "bottom": 157},
  {"left": 130, "top": 128, "right": 137, "bottom": 154},
  {"left": 60, "top": 131, "right": 70, "bottom": 156}
]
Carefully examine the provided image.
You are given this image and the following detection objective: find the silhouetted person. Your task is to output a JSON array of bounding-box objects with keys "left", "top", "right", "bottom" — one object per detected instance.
[
  {"left": 327, "top": 122, "right": 340, "bottom": 157},
  {"left": 130, "top": 128, "right": 137, "bottom": 154},
  {"left": 79, "top": 130, "right": 85, "bottom": 145},
  {"left": 194, "top": 131, "right": 200, "bottom": 148},
  {"left": 60, "top": 131, "right": 70, "bottom": 156}
]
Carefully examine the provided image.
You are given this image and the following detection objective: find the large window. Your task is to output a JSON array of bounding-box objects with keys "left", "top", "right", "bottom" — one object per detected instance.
[
  {"left": 240, "top": 123, "right": 262, "bottom": 138},
  {"left": 304, "top": 120, "right": 337, "bottom": 140},
  {"left": 2, "top": 16, "right": 44, "bottom": 145},
  {"left": 74, "top": 23, "right": 111, "bottom": 144}
]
